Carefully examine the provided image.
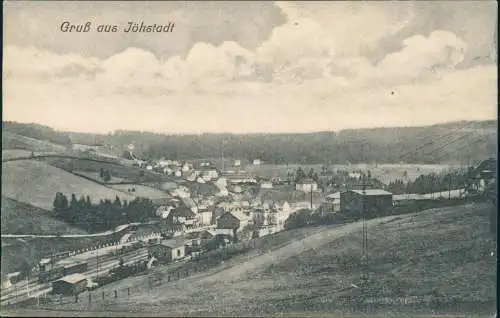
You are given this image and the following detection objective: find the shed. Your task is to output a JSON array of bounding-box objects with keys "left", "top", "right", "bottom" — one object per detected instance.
[
  {"left": 322, "top": 192, "right": 341, "bottom": 213},
  {"left": 147, "top": 238, "right": 187, "bottom": 263},
  {"left": 52, "top": 273, "right": 87, "bottom": 295}
]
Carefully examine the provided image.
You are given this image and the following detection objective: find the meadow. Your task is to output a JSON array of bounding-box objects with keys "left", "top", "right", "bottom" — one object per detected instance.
[
  {"left": 1, "top": 198, "right": 88, "bottom": 236},
  {"left": 108, "top": 184, "right": 171, "bottom": 199},
  {"left": 2, "top": 132, "right": 68, "bottom": 154},
  {"left": 45, "top": 157, "right": 175, "bottom": 184},
  {"left": 1, "top": 159, "right": 136, "bottom": 210}
]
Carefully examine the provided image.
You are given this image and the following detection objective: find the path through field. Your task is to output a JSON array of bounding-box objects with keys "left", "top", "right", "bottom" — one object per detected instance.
[{"left": 97, "top": 214, "right": 401, "bottom": 314}]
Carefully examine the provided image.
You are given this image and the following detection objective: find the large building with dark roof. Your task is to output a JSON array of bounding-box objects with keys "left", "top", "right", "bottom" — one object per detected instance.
[{"left": 340, "top": 189, "right": 393, "bottom": 219}]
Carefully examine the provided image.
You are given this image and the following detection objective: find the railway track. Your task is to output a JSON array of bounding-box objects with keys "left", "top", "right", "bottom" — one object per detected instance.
[{"left": 1, "top": 248, "right": 148, "bottom": 306}]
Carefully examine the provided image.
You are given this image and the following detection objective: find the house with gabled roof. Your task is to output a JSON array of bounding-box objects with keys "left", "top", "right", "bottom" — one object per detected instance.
[{"left": 217, "top": 210, "right": 252, "bottom": 233}]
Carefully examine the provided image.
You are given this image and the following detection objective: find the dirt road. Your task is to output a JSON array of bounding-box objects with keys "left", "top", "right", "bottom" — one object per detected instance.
[{"left": 121, "top": 214, "right": 401, "bottom": 309}]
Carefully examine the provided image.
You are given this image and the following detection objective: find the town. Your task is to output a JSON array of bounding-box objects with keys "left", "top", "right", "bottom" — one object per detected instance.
[
  {"left": 2, "top": 1, "right": 497, "bottom": 315},
  {"left": 1, "top": 134, "right": 496, "bottom": 310}
]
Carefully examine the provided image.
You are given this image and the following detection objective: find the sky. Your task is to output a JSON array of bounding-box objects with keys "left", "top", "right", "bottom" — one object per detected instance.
[{"left": 2, "top": 1, "right": 498, "bottom": 134}]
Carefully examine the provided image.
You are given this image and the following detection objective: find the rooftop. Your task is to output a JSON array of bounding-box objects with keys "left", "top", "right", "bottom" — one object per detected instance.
[
  {"left": 160, "top": 238, "right": 187, "bottom": 249},
  {"left": 57, "top": 273, "right": 87, "bottom": 284},
  {"left": 326, "top": 192, "right": 341, "bottom": 200},
  {"left": 226, "top": 210, "right": 251, "bottom": 221},
  {"left": 297, "top": 178, "right": 317, "bottom": 184},
  {"left": 206, "top": 229, "right": 234, "bottom": 237},
  {"left": 351, "top": 189, "right": 393, "bottom": 196}
]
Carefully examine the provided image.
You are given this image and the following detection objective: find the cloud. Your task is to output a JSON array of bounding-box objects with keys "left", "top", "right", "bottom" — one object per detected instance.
[
  {"left": 274, "top": 1, "right": 415, "bottom": 57},
  {"left": 2, "top": 2, "right": 497, "bottom": 134},
  {"left": 182, "top": 41, "right": 255, "bottom": 85},
  {"left": 3, "top": 45, "right": 101, "bottom": 80},
  {"left": 374, "top": 30, "right": 468, "bottom": 84}
]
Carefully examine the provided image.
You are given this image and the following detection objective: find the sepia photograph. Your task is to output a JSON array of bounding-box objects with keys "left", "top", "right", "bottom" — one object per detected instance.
[{"left": 1, "top": 1, "right": 498, "bottom": 316}]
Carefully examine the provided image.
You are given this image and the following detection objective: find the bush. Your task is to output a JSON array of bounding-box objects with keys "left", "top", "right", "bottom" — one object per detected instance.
[{"left": 284, "top": 209, "right": 314, "bottom": 230}]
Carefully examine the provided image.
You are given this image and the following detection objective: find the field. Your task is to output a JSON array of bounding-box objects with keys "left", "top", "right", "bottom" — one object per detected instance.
[
  {"left": 44, "top": 157, "right": 176, "bottom": 184},
  {"left": 245, "top": 163, "right": 465, "bottom": 185},
  {"left": 2, "top": 149, "right": 34, "bottom": 160},
  {"left": 1, "top": 198, "right": 88, "bottom": 236},
  {"left": 108, "top": 184, "right": 171, "bottom": 199},
  {"left": 1, "top": 159, "right": 136, "bottom": 210},
  {"left": 43, "top": 202, "right": 495, "bottom": 316},
  {"left": 72, "top": 170, "right": 132, "bottom": 184},
  {"left": 2, "top": 132, "right": 68, "bottom": 154}
]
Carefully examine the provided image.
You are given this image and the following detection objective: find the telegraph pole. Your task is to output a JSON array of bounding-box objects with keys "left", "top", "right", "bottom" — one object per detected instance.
[
  {"left": 221, "top": 140, "right": 225, "bottom": 173},
  {"left": 96, "top": 247, "right": 100, "bottom": 280},
  {"left": 310, "top": 183, "right": 313, "bottom": 210},
  {"left": 360, "top": 172, "right": 372, "bottom": 290}
]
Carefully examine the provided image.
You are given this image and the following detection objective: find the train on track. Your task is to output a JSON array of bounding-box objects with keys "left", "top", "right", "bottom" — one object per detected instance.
[{"left": 38, "top": 261, "right": 88, "bottom": 283}]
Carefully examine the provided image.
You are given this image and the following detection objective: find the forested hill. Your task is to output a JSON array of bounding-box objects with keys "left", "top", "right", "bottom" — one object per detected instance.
[
  {"left": 3, "top": 120, "right": 496, "bottom": 164},
  {"left": 2, "top": 121, "right": 72, "bottom": 146},
  {"left": 67, "top": 120, "right": 497, "bottom": 165}
]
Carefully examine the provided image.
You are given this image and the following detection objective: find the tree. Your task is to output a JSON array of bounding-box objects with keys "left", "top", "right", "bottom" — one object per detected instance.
[
  {"left": 295, "top": 167, "right": 306, "bottom": 184},
  {"left": 102, "top": 170, "right": 111, "bottom": 183},
  {"left": 70, "top": 194, "right": 78, "bottom": 211},
  {"left": 85, "top": 196, "right": 92, "bottom": 209},
  {"left": 284, "top": 209, "right": 313, "bottom": 230},
  {"left": 53, "top": 192, "right": 69, "bottom": 217},
  {"left": 113, "top": 196, "right": 122, "bottom": 209},
  {"left": 308, "top": 168, "right": 315, "bottom": 179}
]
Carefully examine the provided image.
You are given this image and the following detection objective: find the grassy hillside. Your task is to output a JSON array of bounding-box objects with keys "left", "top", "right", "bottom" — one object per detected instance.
[
  {"left": 1, "top": 159, "right": 136, "bottom": 210},
  {"left": 108, "top": 184, "right": 171, "bottom": 199},
  {"left": 1, "top": 198, "right": 88, "bottom": 235},
  {"left": 2, "top": 149, "right": 34, "bottom": 160},
  {"left": 2, "top": 131, "right": 68, "bottom": 154},
  {"left": 2, "top": 121, "right": 72, "bottom": 146},
  {"left": 50, "top": 202, "right": 495, "bottom": 316},
  {"left": 44, "top": 157, "right": 175, "bottom": 184}
]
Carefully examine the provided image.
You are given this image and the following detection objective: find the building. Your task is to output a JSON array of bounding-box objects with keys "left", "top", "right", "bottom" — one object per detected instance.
[
  {"left": 275, "top": 201, "right": 292, "bottom": 229},
  {"left": 221, "top": 171, "right": 257, "bottom": 184},
  {"left": 260, "top": 180, "right": 273, "bottom": 189},
  {"left": 217, "top": 210, "right": 252, "bottom": 232},
  {"left": 1, "top": 272, "right": 21, "bottom": 289},
  {"left": 196, "top": 209, "right": 213, "bottom": 226},
  {"left": 171, "top": 186, "right": 191, "bottom": 198},
  {"left": 295, "top": 179, "right": 318, "bottom": 192},
  {"left": 52, "top": 273, "right": 88, "bottom": 295},
  {"left": 156, "top": 205, "right": 175, "bottom": 219},
  {"left": 165, "top": 205, "right": 197, "bottom": 230},
  {"left": 181, "top": 162, "right": 192, "bottom": 172},
  {"left": 469, "top": 158, "right": 497, "bottom": 194},
  {"left": 322, "top": 192, "right": 341, "bottom": 213},
  {"left": 197, "top": 229, "right": 234, "bottom": 245},
  {"left": 253, "top": 200, "right": 291, "bottom": 229},
  {"left": 147, "top": 239, "right": 187, "bottom": 263},
  {"left": 340, "top": 189, "right": 393, "bottom": 219},
  {"left": 253, "top": 159, "right": 262, "bottom": 165},
  {"left": 291, "top": 201, "right": 317, "bottom": 211},
  {"left": 233, "top": 160, "right": 241, "bottom": 167},
  {"left": 201, "top": 168, "right": 219, "bottom": 181},
  {"left": 348, "top": 172, "right": 362, "bottom": 180}
]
